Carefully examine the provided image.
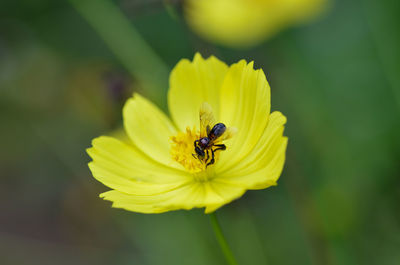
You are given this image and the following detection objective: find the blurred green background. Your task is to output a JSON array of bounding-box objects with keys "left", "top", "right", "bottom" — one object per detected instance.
[{"left": 1, "top": 0, "right": 399, "bottom": 265}]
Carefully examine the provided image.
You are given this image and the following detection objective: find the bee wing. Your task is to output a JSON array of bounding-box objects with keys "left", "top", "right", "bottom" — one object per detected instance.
[
  {"left": 217, "top": 127, "right": 238, "bottom": 142},
  {"left": 199, "top": 102, "right": 216, "bottom": 138}
]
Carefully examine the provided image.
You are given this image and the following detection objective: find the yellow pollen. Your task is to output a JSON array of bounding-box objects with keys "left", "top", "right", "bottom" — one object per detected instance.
[{"left": 170, "top": 127, "right": 220, "bottom": 173}]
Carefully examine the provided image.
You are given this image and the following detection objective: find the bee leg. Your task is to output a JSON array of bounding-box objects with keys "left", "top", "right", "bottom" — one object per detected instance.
[
  {"left": 206, "top": 149, "right": 215, "bottom": 167},
  {"left": 213, "top": 144, "right": 226, "bottom": 152},
  {"left": 204, "top": 149, "right": 210, "bottom": 164}
]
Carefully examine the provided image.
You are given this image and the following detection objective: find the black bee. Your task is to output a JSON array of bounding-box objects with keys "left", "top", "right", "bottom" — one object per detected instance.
[
  {"left": 193, "top": 103, "right": 236, "bottom": 167},
  {"left": 194, "top": 123, "right": 227, "bottom": 167}
]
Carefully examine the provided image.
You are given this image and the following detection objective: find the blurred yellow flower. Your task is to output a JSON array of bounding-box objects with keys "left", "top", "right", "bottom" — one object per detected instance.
[
  {"left": 87, "top": 53, "right": 288, "bottom": 214},
  {"left": 185, "top": 0, "right": 327, "bottom": 48}
]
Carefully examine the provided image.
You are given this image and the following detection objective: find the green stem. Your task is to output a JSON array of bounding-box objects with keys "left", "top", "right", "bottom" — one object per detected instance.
[
  {"left": 209, "top": 213, "right": 239, "bottom": 265},
  {"left": 69, "top": 0, "right": 169, "bottom": 108}
]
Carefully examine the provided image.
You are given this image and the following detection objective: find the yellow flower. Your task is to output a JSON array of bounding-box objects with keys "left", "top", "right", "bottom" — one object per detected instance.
[
  {"left": 87, "top": 53, "right": 288, "bottom": 214},
  {"left": 185, "top": 0, "right": 328, "bottom": 48}
]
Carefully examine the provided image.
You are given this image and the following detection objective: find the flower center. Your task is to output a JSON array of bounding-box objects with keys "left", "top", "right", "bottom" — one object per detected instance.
[
  {"left": 171, "top": 127, "right": 221, "bottom": 173},
  {"left": 170, "top": 102, "right": 236, "bottom": 174}
]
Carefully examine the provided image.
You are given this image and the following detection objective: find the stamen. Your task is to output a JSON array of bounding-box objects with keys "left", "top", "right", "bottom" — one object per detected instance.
[
  {"left": 170, "top": 127, "right": 206, "bottom": 173},
  {"left": 170, "top": 102, "right": 234, "bottom": 174}
]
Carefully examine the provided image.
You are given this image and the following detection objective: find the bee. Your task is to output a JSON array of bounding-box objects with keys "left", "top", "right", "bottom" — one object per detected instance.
[{"left": 193, "top": 103, "right": 236, "bottom": 167}]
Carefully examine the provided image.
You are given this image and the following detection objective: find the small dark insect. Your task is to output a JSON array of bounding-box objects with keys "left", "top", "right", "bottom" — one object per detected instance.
[{"left": 193, "top": 123, "right": 227, "bottom": 167}]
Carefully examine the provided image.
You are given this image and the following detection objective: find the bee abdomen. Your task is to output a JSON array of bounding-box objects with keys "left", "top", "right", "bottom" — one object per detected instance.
[{"left": 210, "top": 123, "right": 226, "bottom": 140}]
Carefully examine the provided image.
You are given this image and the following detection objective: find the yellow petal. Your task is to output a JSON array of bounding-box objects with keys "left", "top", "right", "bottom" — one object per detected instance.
[
  {"left": 168, "top": 53, "right": 228, "bottom": 131},
  {"left": 123, "top": 93, "right": 179, "bottom": 169},
  {"left": 217, "top": 112, "right": 288, "bottom": 189},
  {"left": 87, "top": 136, "right": 190, "bottom": 195},
  {"left": 222, "top": 137, "right": 287, "bottom": 190},
  {"left": 100, "top": 178, "right": 247, "bottom": 214},
  {"left": 203, "top": 180, "right": 247, "bottom": 213},
  {"left": 100, "top": 190, "right": 175, "bottom": 214},
  {"left": 99, "top": 183, "right": 211, "bottom": 214},
  {"left": 216, "top": 60, "right": 271, "bottom": 172}
]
